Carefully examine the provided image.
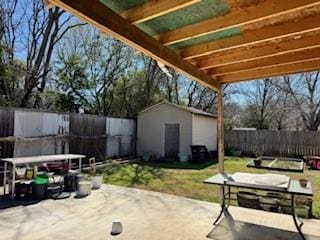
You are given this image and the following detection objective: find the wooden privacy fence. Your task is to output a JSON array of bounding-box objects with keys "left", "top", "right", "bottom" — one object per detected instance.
[
  {"left": 0, "top": 107, "right": 136, "bottom": 161},
  {"left": 225, "top": 130, "right": 320, "bottom": 157}
]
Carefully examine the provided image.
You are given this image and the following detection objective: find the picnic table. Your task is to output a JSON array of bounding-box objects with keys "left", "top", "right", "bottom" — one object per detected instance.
[
  {"left": 204, "top": 172, "right": 313, "bottom": 240},
  {"left": 1, "top": 154, "right": 85, "bottom": 199}
]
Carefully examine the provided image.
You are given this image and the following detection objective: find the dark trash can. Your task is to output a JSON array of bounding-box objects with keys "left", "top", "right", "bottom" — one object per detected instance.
[
  {"left": 16, "top": 182, "right": 32, "bottom": 199},
  {"left": 190, "top": 145, "right": 209, "bottom": 163},
  {"left": 32, "top": 174, "right": 49, "bottom": 200},
  {"left": 64, "top": 172, "right": 77, "bottom": 192},
  {"left": 32, "top": 183, "right": 48, "bottom": 200}
]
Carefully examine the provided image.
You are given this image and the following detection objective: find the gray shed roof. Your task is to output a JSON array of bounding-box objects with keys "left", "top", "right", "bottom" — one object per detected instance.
[{"left": 139, "top": 100, "right": 216, "bottom": 118}]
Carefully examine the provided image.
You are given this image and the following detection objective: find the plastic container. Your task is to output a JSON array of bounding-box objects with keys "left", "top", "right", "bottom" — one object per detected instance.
[
  {"left": 32, "top": 174, "right": 49, "bottom": 200},
  {"left": 281, "top": 204, "right": 310, "bottom": 218},
  {"left": 76, "top": 174, "right": 85, "bottom": 190},
  {"left": 111, "top": 220, "right": 123, "bottom": 235},
  {"left": 15, "top": 167, "right": 26, "bottom": 180},
  {"left": 142, "top": 153, "right": 151, "bottom": 161},
  {"left": 32, "top": 183, "right": 47, "bottom": 200},
  {"left": 26, "top": 168, "right": 34, "bottom": 180},
  {"left": 16, "top": 182, "right": 32, "bottom": 199},
  {"left": 295, "top": 205, "right": 310, "bottom": 218},
  {"left": 92, "top": 176, "right": 103, "bottom": 189},
  {"left": 178, "top": 154, "right": 189, "bottom": 163},
  {"left": 76, "top": 181, "right": 92, "bottom": 197},
  {"left": 34, "top": 174, "right": 49, "bottom": 184}
]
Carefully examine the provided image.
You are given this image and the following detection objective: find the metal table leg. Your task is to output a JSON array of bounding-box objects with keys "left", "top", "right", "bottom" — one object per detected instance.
[
  {"left": 291, "top": 194, "right": 306, "bottom": 240},
  {"left": 79, "top": 158, "right": 82, "bottom": 173},
  {"left": 11, "top": 164, "right": 15, "bottom": 200},
  {"left": 214, "top": 185, "right": 226, "bottom": 225},
  {"left": 3, "top": 162, "right": 7, "bottom": 196},
  {"left": 226, "top": 186, "right": 231, "bottom": 210}
]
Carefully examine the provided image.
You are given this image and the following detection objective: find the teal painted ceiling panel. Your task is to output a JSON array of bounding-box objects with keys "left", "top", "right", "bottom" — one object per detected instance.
[{"left": 170, "top": 27, "right": 242, "bottom": 50}]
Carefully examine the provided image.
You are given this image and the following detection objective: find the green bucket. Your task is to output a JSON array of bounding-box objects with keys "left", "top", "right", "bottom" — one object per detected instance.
[{"left": 34, "top": 174, "right": 49, "bottom": 185}]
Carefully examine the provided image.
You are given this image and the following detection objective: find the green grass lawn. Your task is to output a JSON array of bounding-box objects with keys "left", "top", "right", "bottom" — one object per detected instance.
[{"left": 97, "top": 157, "right": 320, "bottom": 218}]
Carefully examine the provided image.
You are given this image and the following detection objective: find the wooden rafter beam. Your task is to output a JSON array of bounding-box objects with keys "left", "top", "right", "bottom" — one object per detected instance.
[
  {"left": 197, "top": 33, "right": 320, "bottom": 70},
  {"left": 48, "top": 0, "right": 220, "bottom": 91},
  {"left": 45, "top": 0, "right": 55, "bottom": 9},
  {"left": 181, "top": 14, "right": 320, "bottom": 59},
  {"left": 208, "top": 47, "right": 320, "bottom": 76},
  {"left": 155, "top": 0, "right": 320, "bottom": 46},
  {"left": 120, "top": 0, "right": 201, "bottom": 24},
  {"left": 219, "top": 59, "right": 320, "bottom": 83}
]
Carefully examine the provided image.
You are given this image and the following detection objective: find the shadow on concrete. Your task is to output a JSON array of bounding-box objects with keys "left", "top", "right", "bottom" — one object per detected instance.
[
  {"left": 144, "top": 160, "right": 218, "bottom": 170},
  {"left": 98, "top": 162, "right": 166, "bottom": 186},
  {"left": 207, "top": 212, "right": 320, "bottom": 240},
  {"left": 0, "top": 195, "right": 40, "bottom": 210}
]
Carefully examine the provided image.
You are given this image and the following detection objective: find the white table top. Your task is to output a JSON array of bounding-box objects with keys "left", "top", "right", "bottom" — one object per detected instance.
[
  {"left": 1, "top": 154, "right": 86, "bottom": 165},
  {"left": 231, "top": 172, "right": 290, "bottom": 189},
  {"left": 204, "top": 172, "right": 313, "bottom": 196}
]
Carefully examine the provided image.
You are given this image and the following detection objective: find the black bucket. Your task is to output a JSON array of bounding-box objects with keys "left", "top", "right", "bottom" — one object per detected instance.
[
  {"left": 64, "top": 173, "right": 77, "bottom": 192},
  {"left": 32, "top": 183, "right": 48, "bottom": 200}
]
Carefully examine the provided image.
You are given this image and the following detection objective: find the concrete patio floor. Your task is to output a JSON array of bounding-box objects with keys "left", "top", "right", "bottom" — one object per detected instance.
[{"left": 0, "top": 184, "right": 319, "bottom": 240}]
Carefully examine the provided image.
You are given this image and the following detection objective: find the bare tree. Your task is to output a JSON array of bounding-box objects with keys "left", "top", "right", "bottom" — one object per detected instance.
[
  {"left": 280, "top": 71, "right": 320, "bottom": 131},
  {"left": 161, "top": 71, "right": 180, "bottom": 104},
  {"left": 183, "top": 80, "right": 236, "bottom": 113},
  {"left": 271, "top": 89, "right": 294, "bottom": 130},
  {"left": 241, "top": 79, "right": 278, "bottom": 129},
  {"left": 0, "top": 0, "right": 85, "bottom": 107}
]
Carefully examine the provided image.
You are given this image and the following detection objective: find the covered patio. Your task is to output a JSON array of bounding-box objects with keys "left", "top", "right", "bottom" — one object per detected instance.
[
  {"left": 0, "top": 185, "right": 319, "bottom": 240},
  {"left": 40, "top": 0, "right": 320, "bottom": 239}
]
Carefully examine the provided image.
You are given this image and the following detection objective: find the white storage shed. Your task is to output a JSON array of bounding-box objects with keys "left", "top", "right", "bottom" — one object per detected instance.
[{"left": 137, "top": 101, "right": 217, "bottom": 160}]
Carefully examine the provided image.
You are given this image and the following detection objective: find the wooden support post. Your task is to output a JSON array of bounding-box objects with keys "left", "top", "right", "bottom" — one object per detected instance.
[
  {"left": 217, "top": 88, "right": 224, "bottom": 173},
  {"left": 217, "top": 87, "right": 225, "bottom": 208}
]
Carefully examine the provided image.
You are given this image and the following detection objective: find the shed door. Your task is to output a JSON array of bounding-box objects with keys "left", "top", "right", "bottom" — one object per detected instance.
[{"left": 164, "top": 123, "right": 180, "bottom": 158}]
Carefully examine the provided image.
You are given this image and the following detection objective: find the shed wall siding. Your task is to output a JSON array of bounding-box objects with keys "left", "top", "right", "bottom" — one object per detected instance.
[
  {"left": 192, "top": 114, "right": 217, "bottom": 151},
  {"left": 137, "top": 103, "right": 192, "bottom": 157}
]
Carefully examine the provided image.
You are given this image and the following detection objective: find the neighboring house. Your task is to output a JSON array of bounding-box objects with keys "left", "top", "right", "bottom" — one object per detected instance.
[{"left": 137, "top": 100, "right": 217, "bottom": 160}]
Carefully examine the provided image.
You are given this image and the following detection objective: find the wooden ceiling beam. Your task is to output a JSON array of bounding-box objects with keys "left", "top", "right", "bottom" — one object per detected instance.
[
  {"left": 197, "top": 33, "right": 320, "bottom": 70},
  {"left": 181, "top": 14, "right": 320, "bottom": 59},
  {"left": 48, "top": 0, "right": 220, "bottom": 91},
  {"left": 155, "top": 0, "right": 320, "bottom": 46},
  {"left": 219, "top": 59, "right": 320, "bottom": 83},
  {"left": 45, "top": 0, "right": 55, "bottom": 9},
  {"left": 208, "top": 47, "right": 320, "bottom": 76},
  {"left": 120, "top": 0, "right": 201, "bottom": 24}
]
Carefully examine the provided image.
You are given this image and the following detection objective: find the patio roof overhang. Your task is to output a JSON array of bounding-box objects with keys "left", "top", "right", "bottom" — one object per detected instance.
[
  {"left": 47, "top": 0, "right": 320, "bottom": 90},
  {"left": 46, "top": 0, "right": 320, "bottom": 173}
]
